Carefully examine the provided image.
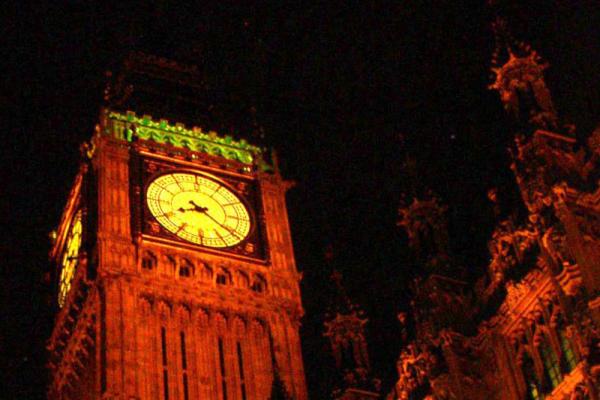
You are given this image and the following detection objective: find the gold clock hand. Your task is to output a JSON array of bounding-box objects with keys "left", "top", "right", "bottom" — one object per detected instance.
[
  {"left": 189, "top": 200, "right": 208, "bottom": 213},
  {"left": 183, "top": 199, "right": 244, "bottom": 241},
  {"left": 196, "top": 206, "right": 243, "bottom": 240},
  {"left": 213, "top": 228, "right": 228, "bottom": 247}
]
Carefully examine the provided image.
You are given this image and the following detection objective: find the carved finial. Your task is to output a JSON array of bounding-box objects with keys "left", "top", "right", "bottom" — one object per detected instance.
[
  {"left": 323, "top": 270, "right": 375, "bottom": 393},
  {"left": 397, "top": 191, "right": 449, "bottom": 262},
  {"left": 489, "top": 17, "right": 558, "bottom": 130}
]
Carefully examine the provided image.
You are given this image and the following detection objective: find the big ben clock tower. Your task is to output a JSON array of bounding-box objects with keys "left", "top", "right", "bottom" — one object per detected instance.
[{"left": 47, "top": 52, "right": 308, "bottom": 400}]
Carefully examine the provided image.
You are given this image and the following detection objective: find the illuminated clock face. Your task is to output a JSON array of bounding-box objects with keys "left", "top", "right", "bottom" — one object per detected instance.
[
  {"left": 146, "top": 172, "right": 252, "bottom": 248},
  {"left": 58, "top": 210, "right": 82, "bottom": 307}
]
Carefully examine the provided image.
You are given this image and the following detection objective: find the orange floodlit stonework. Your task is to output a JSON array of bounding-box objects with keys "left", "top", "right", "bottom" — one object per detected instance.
[
  {"left": 47, "top": 53, "right": 307, "bottom": 400},
  {"left": 324, "top": 271, "right": 380, "bottom": 400},
  {"left": 386, "top": 20, "right": 600, "bottom": 400}
]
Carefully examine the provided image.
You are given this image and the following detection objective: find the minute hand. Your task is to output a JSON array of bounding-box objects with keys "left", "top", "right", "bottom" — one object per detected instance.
[{"left": 200, "top": 210, "right": 243, "bottom": 240}]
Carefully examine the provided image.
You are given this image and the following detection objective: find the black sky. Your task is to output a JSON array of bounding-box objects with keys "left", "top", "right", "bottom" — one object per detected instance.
[{"left": 2, "top": 1, "right": 599, "bottom": 398}]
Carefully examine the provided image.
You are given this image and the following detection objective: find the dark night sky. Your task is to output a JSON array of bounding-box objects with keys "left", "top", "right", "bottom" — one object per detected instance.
[{"left": 2, "top": 2, "right": 598, "bottom": 399}]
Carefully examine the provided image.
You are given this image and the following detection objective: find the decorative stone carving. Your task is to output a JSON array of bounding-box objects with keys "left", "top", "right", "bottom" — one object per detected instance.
[
  {"left": 394, "top": 343, "right": 438, "bottom": 399},
  {"left": 156, "top": 300, "right": 171, "bottom": 322},
  {"left": 397, "top": 192, "right": 449, "bottom": 261},
  {"left": 489, "top": 18, "right": 558, "bottom": 130},
  {"left": 175, "top": 304, "right": 191, "bottom": 326},
  {"left": 387, "top": 18, "right": 600, "bottom": 400},
  {"left": 138, "top": 296, "right": 152, "bottom": 319},
  {"left": 487, "top": 219, "right": 537, "bottom": 286}
]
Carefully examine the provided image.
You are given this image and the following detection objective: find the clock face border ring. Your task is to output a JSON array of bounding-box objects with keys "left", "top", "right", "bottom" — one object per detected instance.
[{"left": 143, "top": 169, "right": 256, "bottom": 249}]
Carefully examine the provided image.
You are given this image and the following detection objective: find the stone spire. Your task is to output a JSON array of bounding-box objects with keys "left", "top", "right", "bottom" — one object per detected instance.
[
  {"left": 323, "top": 270, "right": 379, "bottom": 400},
  {"left": 395, "top": 134, "right": 451, "bottom": 273},
  {"left": 397, "top": 191, "right": 449, "bottom": 267}
]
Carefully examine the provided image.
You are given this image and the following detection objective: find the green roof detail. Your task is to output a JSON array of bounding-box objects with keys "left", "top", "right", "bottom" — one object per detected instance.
[{"left": 105, "top": 110, "right": 263, "bottom": 165}]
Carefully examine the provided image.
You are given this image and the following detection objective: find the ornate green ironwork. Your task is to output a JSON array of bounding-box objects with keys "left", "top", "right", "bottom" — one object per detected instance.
[{"left": 105, "top": 110, "right": 263, "bottom": 165}]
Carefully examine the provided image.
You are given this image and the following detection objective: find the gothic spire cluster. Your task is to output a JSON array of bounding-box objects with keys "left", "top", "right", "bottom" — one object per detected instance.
[{"left": 385, "top": 11, "right": 600, "bottom": 400}]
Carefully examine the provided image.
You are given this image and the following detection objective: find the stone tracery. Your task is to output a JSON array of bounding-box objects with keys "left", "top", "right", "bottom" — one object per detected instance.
[{"left": 386, "top": 16, "right": 600, "bottom": 400}]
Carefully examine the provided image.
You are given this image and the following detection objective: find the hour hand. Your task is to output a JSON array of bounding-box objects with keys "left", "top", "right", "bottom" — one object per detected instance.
[
  {"left": 175, "top": 206, "right": 196, "bottom": 214},
  {"left": 189, "top": 200, "right": 208, "bottom": 213}
]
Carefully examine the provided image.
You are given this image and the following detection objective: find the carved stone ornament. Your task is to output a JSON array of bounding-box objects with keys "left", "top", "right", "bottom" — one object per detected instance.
[
  {"left": 395, "top": 343, "right": 437, "bottom": 398},
  {"left": 397, "top": 193, "right": 448, "bottom": 259},
  {"left": 487, "top": 219, "right": 537, "bottom": 285},
  {"left": 489, "top": 19, "right": 558, "bottom": 130}
]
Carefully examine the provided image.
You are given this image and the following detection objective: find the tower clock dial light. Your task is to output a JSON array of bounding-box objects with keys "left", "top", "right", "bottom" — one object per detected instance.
[
  {"left": 58, "top": 210, "right": 82, "bottom": 307},
  {"left": 146, "top": 172, "right": 252, "bottom": 248}
]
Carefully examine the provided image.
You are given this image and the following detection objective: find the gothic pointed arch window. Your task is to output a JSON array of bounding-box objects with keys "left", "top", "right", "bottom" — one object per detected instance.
[
  {"left": 539, "top": 337, "right": 562, "bottom": 391},
  {"left": 236, "top": 270, "right": 250, "bottom": 289},
  {"left": 251, "top": 274, "right": 267, "bottom": 294},
  {"left": 557, "top": 322, "right": 579, "bottom": 373},
  {"left": 216, "top": 268, "right": 232, "bottom": 286},
  {"left": 164, "top": 254, "right": 177, "bottom": 276},
  {"left": 142, "top": 251, "right": 157, "bottom": 271},
  {"left": 521, "top": 350, "right": 542, "bottom": 400},
  {"left": 198, "top": 262, "right": 213, "bottom": 282},
  {"left": 179, "top": 258, "right": 194, "bottom": 278}
]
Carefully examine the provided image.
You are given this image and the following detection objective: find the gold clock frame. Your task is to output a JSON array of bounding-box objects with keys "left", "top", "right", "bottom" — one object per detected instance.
[
  {"left": 145, "top": 170, "right": 254, "bottom": 248},
  {"left": 131, "top": 149, "right": 268, "bottom": 261}
]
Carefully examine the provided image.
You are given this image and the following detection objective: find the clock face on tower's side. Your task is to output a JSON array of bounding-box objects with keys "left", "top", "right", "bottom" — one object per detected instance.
[
  {"left": 146, "top": 172, "right": 252, "bottom": 248},
  {"left": 58, "top": 210, "right": 82, "bottom": 308}
]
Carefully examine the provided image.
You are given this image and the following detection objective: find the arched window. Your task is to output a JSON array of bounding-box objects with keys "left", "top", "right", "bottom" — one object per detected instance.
[
  {"left": 165, "top": 255, "right": 177, "bottom": 275},
  {"left": 540, "top": 339, "right": 562, "bottom": 391},
  {"left": 198, "top": 262, "right": 213, "bottom": 282},
  {"left": 521, "top": 351, "right": 542, "bottom": 400},
  {"left": 237, "top": 271, "right": 250, "bottom": 289},
  {"left": 216, "top": 269, "right": 231, "bottom": 285},
  {"left": 179, "top": 258, "right": 194, "bottom": 278},
  {"left": 251, "top": 275, "right": 267, "bottom": 293},
  {"left": 558, "top": 325, "right": 578, "bottom": 373},
  {"left": 142, "top": 251, "right": 157, "bottom": 270}
]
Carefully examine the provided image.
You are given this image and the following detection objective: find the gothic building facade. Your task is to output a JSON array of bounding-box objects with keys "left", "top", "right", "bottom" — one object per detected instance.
[
  {"left": 386, "top": 19, "right": 600, "bottom": 400},
  {"left": 47, "top": 53, "right": 307, "bottom": 400}
]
